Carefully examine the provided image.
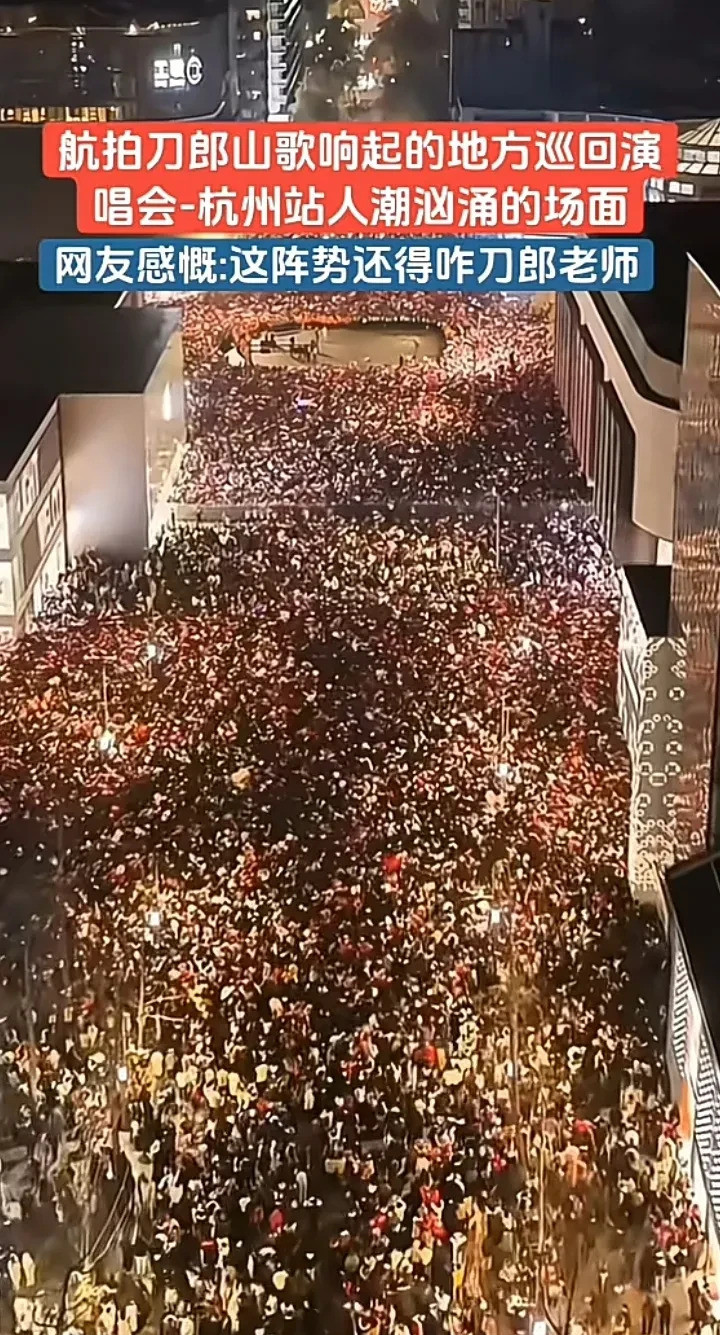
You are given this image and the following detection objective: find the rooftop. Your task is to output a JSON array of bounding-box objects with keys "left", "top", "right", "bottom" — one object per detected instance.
[
  {"left": 0, "top": 128, "right": 77, "bottom": 262},
  {"left": 0, "top": 305, "right": 179, "bottom": 400},
  {"left": 0, "top": 283, "right": 180, "bottom": 480},
  {"left": 612, "top": 201, "right": 720, "bottom": 365},
  {"left": 0, "top": 261, "right": 121, "bottom": 312},
  {"left": 623, "top": 563, "right": 672, "bottom": 638},
  {"left": 677, "top": 117, "right": 720, "bottom": 176},
  {"left": 666, "top": 851, "right": 720, "bottom": 1071}
]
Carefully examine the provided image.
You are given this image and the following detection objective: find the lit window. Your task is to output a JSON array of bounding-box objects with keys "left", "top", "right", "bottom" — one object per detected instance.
[{"left": 246, "top": 8, "right": 261, "bottom": 17}]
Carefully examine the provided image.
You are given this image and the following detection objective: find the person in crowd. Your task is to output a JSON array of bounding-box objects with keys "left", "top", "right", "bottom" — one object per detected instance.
[{"left": 0, "top": 292, "right": 700, "bottom": 1335}]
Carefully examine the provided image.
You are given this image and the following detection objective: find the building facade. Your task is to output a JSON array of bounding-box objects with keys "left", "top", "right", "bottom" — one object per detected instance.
[
  {"left": 0, "top": 2, "right": 237, "bottom": 124},
  {"left": 669, "top": 258, "right": 720, "bottom": 856},
  {"left": 665, "top": 855, "right": 720, "bottom": 1304},
  {"left": 0, "top": 306, "right": 186, "bottom": 641},
  {"left": 0, "top": 0, "right": 304, "bottom": 125},
  {"left": 617, "top": 567, "right": 684, "bottom": 901},
  {"left": 0, "top": 403, "right": 66, "bottom": 642},
  {"left": 554, "top": 290, "right": 678, "bottom": 566}
]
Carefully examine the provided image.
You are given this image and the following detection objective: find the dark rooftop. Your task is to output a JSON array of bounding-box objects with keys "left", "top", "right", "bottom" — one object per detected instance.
[
  {"left": 0, "top": 392, "right": 58, "bottom": 483},
  {"left": 0, "top": 128, "right": 77, "bottom": 262},
  {"left": 666, "top": 851, "right": 720, "bottom": 1071},
  {"left": 0, "top": 261, "right": 120, "bottom": 311},
  {"left": 614, "top": 202, "right": 720, "bottom": 366},
  {"left": 0, "top": 305, "right": 179, "bottom": 400},
  {"left": 0, "top": 299, "right": 180, "bottom": 480},
  {"left": 623, "top": 564, "right": 672, "bottom": 638}
]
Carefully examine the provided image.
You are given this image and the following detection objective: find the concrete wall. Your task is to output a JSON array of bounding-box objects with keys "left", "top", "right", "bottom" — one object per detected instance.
[
  {"left": 574, "top": 290, "right": 678, "bottom": 543},
  {"left": 60, "top": 393, "right": 148, "bottom": 563}
]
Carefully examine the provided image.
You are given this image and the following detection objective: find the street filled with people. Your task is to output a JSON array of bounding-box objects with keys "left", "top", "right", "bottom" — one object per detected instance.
[{"left": 0, "top": 293, "right": 702, "bottom": 1335}]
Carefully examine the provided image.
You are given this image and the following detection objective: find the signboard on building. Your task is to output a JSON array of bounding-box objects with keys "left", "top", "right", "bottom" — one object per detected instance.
[{"left": 152, "top": 47, "right": 204, "bottom": 91}]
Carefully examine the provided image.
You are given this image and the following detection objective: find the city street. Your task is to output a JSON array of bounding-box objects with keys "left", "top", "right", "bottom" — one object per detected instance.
[{"left": 0, "top": 293, "right": 697, "bottom": 1335}]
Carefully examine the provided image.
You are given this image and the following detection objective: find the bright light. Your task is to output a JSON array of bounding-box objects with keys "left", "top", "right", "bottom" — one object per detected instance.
[
  {"left": 128, "top": 21, "right": 138, "bottom": 33},
  {"left": 147, "top": 642, "right": 158, "bottom": 661},
  {"left": 490, "top": 908, "right": 502, "bottom": 926},
  {"left": 117, "top": 1064, "right": 128, "bottom": 1083},
  {"left": 578, "top": 15, "right": 586, "bottom": 22},
  {"left": 98, "top": 728, "right": 116, "bottom": 756},
  {"left": 497, "top": 761, "right": 510, "bottom": 779},
  {"left": 27, "top": 14, "right": 37, "bottom": 22},
  {"left": 147, "top": 909, "right": 162, "bottom": 930}
]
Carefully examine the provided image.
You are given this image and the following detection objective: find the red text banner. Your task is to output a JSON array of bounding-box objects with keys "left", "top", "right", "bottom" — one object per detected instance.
[{"left": 42, "top": 121, "right": 678, "bottom": 238}]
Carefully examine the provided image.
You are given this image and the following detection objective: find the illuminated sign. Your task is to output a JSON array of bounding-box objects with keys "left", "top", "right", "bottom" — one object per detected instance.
[{"left": 152, "top": 45, "right": 204, "bottom": 91}]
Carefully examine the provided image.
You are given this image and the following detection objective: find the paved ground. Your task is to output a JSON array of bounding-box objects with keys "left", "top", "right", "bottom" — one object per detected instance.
[{"left": 249, "top": 322, "right": 445, "bottom": 369}]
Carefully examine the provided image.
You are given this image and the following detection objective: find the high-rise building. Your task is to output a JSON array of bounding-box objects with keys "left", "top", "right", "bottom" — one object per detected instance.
[
  {"left": 0, "top": 0, "right": 237, "bottom": 122},
  {"left": 236, "top": 0, "right": 304, "bottom": 119},
  {"left": 0, "top": 0, "right": 304, "bottom": 124}
]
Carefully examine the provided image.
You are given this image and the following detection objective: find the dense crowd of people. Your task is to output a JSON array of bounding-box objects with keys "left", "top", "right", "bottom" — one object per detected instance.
[
  {"left": 152, "top": 293, "right": 582, "bottom": 509},
  {"left": 0, "top": 294, "right": 702, "bottom": 1335}
]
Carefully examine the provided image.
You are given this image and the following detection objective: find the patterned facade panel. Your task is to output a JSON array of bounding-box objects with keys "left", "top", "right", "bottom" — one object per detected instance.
[
  {"left": 670, "top": 943, "right": 689, "bottom": 1072},
  {"left": 630, "top": 636, "right": 685, "bottom": 895},
  {"left": 671, "top": 261, "right": 720, "bottom": 856},
  {"left": 619, "top": 567, "right": 684, "bottom": 896}
]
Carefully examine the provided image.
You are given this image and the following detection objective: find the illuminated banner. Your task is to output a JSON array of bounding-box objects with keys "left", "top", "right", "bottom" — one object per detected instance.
[
  {"left": 39, "top": 237, "right": 655, "bottom": 293},
  {"left": 42, "top": 122, "right": 678, "bottom": 238}
]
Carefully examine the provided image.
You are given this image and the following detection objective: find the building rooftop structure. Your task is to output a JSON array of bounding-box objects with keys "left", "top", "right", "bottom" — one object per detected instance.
[
  {"left": 0, "top": 305, "right": 179, "bottom": 399},
  {"left": 676, "top": 117, "right": 720, "bottom": 178},
  {"left": 0, "top": 296, "right": 180, "bottom": 480}
]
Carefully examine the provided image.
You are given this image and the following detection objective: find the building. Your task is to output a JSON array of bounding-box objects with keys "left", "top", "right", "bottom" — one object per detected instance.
[
  {"left": 554, "top": 204, "right": 720, "bottom": 899},
  {"left": 0, "top": 397, "right": 65, "bottom": 641},
  {"left": 0, "top": 275, "right": 186, "bottom": 640},
  {"left": 554, "top": 204, "right": 720, "bottom": 571},
  {"left": 449, "top": 0, "right": 603, "bottom": 116},
  {"left": 616, "top": 565, "right": 683, "bottom": 903},
  {"left": 648, "top": 120, "right": 720, "bottom": 205},
  {"left": 236, "top": 0, "right": 304, "bottom": 120},
  {"left": 668, "top": 249, "right": 720, "bottom": 859},
  {"left": 0, "top": 0, "right": 237, "bottom": 124},
  {"left": 665, "top": 852, "right": 720, "bottom": 1305},
  {"left": 455, "top": 0, "right": 523, "bottom": 33},
  {"left": 0, "top": 0, "right": 304, "bottom": 129}
]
